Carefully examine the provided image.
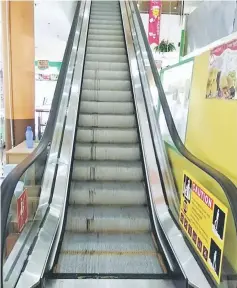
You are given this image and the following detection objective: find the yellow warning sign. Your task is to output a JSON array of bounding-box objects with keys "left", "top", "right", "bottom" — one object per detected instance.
[{"left": 179, "top": 171, "right": 228, "bottom": 284}]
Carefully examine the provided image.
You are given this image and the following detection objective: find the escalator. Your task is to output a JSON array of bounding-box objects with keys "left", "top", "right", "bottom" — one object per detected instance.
[
  {"left": 2, "top": 1, "right": 237, "bottom": 288},
  {"left": 53, "top": 0, "right": 164, "bottom": 276}
]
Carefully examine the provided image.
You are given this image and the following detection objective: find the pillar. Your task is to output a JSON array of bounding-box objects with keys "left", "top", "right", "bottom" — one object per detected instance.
[{"left": 1, "top": 1, "right": 35, "bottom": 150}]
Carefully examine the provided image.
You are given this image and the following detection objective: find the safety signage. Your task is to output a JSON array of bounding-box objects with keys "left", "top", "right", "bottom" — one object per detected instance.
[
  {"left": 17, "top": 189, "right": 28, "bottom": 232},
  {"left": 179, "top": 171, "right": 228, "bottom": 283}
]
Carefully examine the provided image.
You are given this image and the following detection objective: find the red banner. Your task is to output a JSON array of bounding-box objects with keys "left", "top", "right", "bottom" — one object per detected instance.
[
  {"left": 211, "top": 39, "right": 237, "bottom": 56},
  {"left": 148, "top": 0, "right": 162, "bottom": 45},
  {"left": 17, "top": 189, "right": 28, "bottom": 232}
]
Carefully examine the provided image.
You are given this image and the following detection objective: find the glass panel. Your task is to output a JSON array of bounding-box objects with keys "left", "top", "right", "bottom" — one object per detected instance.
[
  {"left": 159, "top": 59, "right": 194, "bottom": 145},
  {"left": 3, "top": 146, "right": 48, "bottom": 278}
]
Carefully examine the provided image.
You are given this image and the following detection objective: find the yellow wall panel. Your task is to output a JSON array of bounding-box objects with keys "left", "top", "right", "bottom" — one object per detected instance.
[{"left": 185, "top": 51, "right": 237, "bottom": 186}]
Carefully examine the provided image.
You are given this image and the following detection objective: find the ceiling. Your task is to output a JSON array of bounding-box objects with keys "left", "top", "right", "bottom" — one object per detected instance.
[
  {"left": 34, "top": 1, "right": 76, "bottom": 60},
  {"left": 138, "top": 0, "right": 203, "bottom": 15},
  {"left": 138, "top": 1, "right": 182, "bottom": 15}
]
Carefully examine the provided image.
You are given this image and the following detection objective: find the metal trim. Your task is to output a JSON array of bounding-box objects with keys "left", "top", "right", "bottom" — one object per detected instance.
[
  {"left": 45, "top": 278, "right": 178, "bottom": 288},
  {"left": 120, "top": 0, "right": 178, "bottom": 275},
  {"left": 14, "top": 2, "right": 91, "bottom": 287},
  {"left": 121, "top": 1, "right": 211, "bottom": 288}
]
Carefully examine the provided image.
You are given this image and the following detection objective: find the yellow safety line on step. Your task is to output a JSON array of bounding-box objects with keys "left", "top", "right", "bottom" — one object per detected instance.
[{"left": 61, "top": 250, "right": 159, "bottom": 256}]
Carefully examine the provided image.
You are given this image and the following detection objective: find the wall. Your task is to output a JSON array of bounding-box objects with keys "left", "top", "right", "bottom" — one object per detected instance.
[
  {"left": 186, "top": 1, "right": 237, "bottom": 52},
  {"left": 186, "top": 52, "right": 237, "bottom": 187}
]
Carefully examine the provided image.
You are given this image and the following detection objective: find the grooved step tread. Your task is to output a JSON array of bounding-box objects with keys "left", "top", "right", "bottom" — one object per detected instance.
[
  {"left": 76, "top": 127, "right": 138, "bottom": 143},
  {"left": 72, "top": 160, "right": 143, "bottom": 181},
  {"left": 83, "top": 70, "right": 130, "bottom": 80},
  {"left": 66, "top": 205, "right": 150, "bottom": 233},
  {"left": 87, "top": 40, "right": 125, "bottom": 48},
  {"left": 78, "top": 114, "right": 136, "bottom": 128},
  {"left": 80, "top": 101, "right": 134, "bottom": 115},
  {"left": 69, "top": 181, "right": 146, "bottom": 205},
  {"left": 81, "top": 90, "right": 132, "bottom": 102},
  {"left": 56, "top": 232, "right": 162, "bottom": 274},
  {"left": 74, "top": 143, "right": 140, "bottom": 160},
  {"left": 86, "top": 54, "right": 127, "bottom": 63}
]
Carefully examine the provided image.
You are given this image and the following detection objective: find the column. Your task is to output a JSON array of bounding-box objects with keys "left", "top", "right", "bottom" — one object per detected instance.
[{"left": 1, "top": 1, "right": 35, "bottom": 150}]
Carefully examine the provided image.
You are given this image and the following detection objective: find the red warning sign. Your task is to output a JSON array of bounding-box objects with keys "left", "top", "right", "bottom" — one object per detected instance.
[{"left": 17, "top": 189, "right": 28, "bottom": 232}]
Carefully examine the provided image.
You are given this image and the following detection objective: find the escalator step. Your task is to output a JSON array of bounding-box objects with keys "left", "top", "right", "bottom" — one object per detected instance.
[
  {"left": 81, "top": 90, "right": 132, "bottom": 102},
  {"left": 86, "top": 53, "right": 127, "bottom": 63},
  {"left": 65, "top": 206, "right": 150, "bottom": 232},
  {"left": 56, "top": 232, "right": 162, "bottom": 274},
  {"left": 87, "top": 40, "right": 125, "bottom": 48},
  {"left": 72, "top": 160, "right": 143, "bottom": 181},
  {"left": 90, "top": 15, "right": 121, "bottom": 21},
  {"left": 76, "top": 128, "right": 138, "bottom": 144},
  {"left": 90, "top": 12, "right": 121, "bottom": 18},
  {"left": 78, "top": 114, "right": 136, "bottom": 128},
  {"left": 80, "top": 101, "right": 134, "bottom": 115},
  {"left": 69, "top": 181, "right": 146, "bottom": 205},
  {"left": 89, "top": 19, "right": 122, "bottom": 26},
  {"left": 83, "top": 70, "right": 130, "bottom": 81},
  {"left": 82, "top": 79, "right": 131, "bottom": 91},
  {"left": 84, "top": 61, "right": 128, "bottom": 71},
  {"left": 74, "top": 143, "right": 140, "bottom": 161},
  {"left": 87, "top": 34, "right": 124, "bottom": 41},
  {"left": 88, "top": 29, "right": 123, "bottom": 36},
  {"left": 86, "top": 46, "right": 126, "bottom": 55},
  {"left": 89, "top": 24, "right": 123, "bottom": 31}
]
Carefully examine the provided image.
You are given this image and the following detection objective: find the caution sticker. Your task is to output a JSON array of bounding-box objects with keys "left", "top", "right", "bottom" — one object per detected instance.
[{"left": 179, "top": 171, "right": 228, "bottom": 284}]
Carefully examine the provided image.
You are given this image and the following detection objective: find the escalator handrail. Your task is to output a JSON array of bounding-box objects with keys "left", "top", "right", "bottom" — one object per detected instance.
[
  {"left": 0, "top": 2, "right": 80, "bottom": 285},
  {"left": 132, "top": 1, "right": 237, "bottom": 233}
]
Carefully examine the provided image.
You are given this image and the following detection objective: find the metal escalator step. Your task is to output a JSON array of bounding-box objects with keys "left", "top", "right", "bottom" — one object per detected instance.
[
  {"left": 90, "top": 15, "right": 121, "bottom": 21},
  {"left": 92, "top": 2, "right": 119, "bottom": 6},
  {"left": 74, "top": 143, "right": 140, "bottom": 161},
  {"left": 87, "top": 34, "right": 124, "bottom": 42},
  {"left": 82, "top": 79, "right": 131, "bottom": 91},
  {"left": 81, "top": 90, "right": 132, "bottom": 102},
  {"left": 89, "top": 24, "right": 122, "bottom": 31},
  {"left": 90, "top": 12, "right": 120, "bottom": 18},
  {"left": 91, "top": 5, "right": 120, "bottom": 11},
  {"left": 78, "top": 114, "right": 136, "bottom": 128},
  {"left": 86, "top": 47, "right": 126, "bottom": 55},
  {"left": 80, "top": 101, "right": 134, "bottom": 114},
  {"left": 89, "top": 19, "right": 122, "bottom": 25},
  {"left": 83, "top": 70, "right": 129, "bottom": 81},
  {"left": 69, "top": 181, "right": 146, "bottom": 205},
  {"left": 76, "top": 128, "right": 138, "bottom": 144},
  {"left": 65, "top": 206, "right": 150, "bottom": 233},
  {"left": 86, "top": 53, "right": 127, "bottom": 63},
  {"left": 57, "top": 232, "right": 162, "bottom": 274},
  {"left": 87, "top": 40, "right": 125, "bottom": 48},
  {"left": 89, "top": 20, "right": 122, "bottom": 26},
  {"left": 84, "top": 61, "right": 128, "bottom": 71},
  {"left": 88, "top": 29, "right": 123, "bottom": 36},
  {"left": 72, "top": 160, "right": 143, "bottom": 181},
  {"left": 91, "top": 5, "right": 120, "bottom": 9}
]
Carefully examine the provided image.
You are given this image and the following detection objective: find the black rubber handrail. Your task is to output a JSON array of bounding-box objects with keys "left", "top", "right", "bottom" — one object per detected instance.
[
  {"left": 132, "top": 1, "right": 237, "bottom": 233},
  {"left": 0, "top": 2, "right": 80, "bottom": 286}
]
